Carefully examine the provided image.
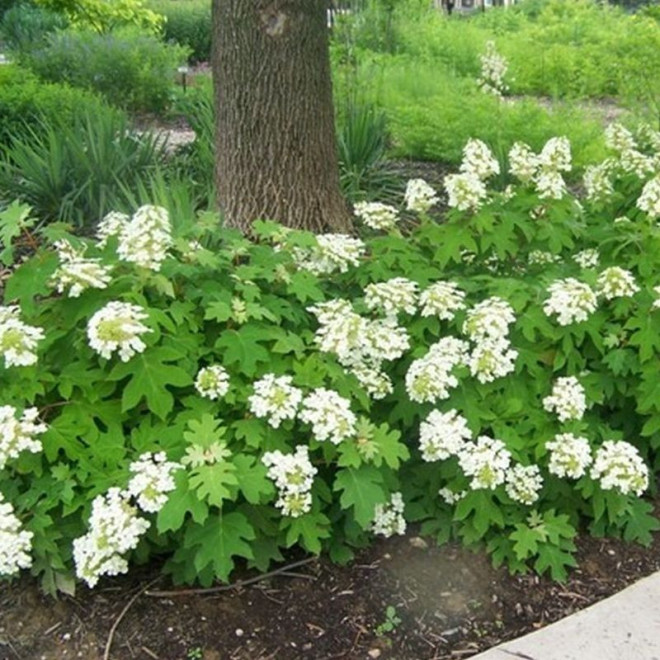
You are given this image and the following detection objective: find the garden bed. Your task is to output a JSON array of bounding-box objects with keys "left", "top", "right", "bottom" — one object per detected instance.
[{"left": 1, "top": 502, "right": 659, "bottom": 660}]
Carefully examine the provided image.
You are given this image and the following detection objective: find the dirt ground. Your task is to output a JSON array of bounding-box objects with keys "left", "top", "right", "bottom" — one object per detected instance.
[{"left": 2, "top": 509, "right": 660, "bottom": 660}]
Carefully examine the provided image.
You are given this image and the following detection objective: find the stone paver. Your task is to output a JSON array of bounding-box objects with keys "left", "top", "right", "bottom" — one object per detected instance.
[{"left": 470, "top": 572, "right": 660, "bottom": 660}]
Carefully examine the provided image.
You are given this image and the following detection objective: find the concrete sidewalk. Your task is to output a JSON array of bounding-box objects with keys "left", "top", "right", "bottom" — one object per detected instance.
[{"left": 470, "top": 571, "right": 660, "bottom": 660}]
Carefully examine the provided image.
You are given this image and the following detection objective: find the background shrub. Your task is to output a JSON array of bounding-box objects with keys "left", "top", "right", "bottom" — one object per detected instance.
[
  {"left": 0, "top": 64, "right": 108, "bottom": 146},
  {"left": 0, "top": 2, "right": 67, "bottom": 53},
  {"left": 0, "top": 0, "right": 20, "bottom": 17},
  {"left": 0, "top": 108, "right": 167, "bottom": 225},
  {"left": 25, "top": 27, "right": 189, "bottom": 113},
  {"left": 167, "top": 85, "right": 216, "bottom": 204},
  {"left": 334, "top": 59, "right": 607, "bottom": 171},
  {"left": 149, "top": 0, "right": 211, "bottom": 63}
]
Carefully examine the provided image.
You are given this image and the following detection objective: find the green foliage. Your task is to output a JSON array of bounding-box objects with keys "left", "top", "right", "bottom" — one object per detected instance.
[
  {"left": 0, "top": 64, "right": 109, "bottom": 147},
  {"left": 0, "top": 2, "right": 67, "bottom": 53},
  {"left": 167, "top": 82, "right": 216, "bottom": 205},
  {"left": 0, "top": 109, "right": 166, "bottom": 226},
  {"left": 351, "top": 59, "right": 606, "bottom": 169},
  {"left": 148, "top": 0, "right": 211, "bottom": 63},
  {"left": 25, "top": 27, "right": 188, "bottom": 113},
  {"left": 332, "top": 0, "right": 660, "bottom": 133},
  {"left": 2, "top": 124, "right": 660, "bottom": 594},
  {"left": 33, "top": 0, "right": 162, "bottom": 33},
  {"left": 0, "top": 0, "right": 20, "bottom": 17},
  {"left": 375, "top": 605, "right": 402, "bottom": 636},
  {"left": 336, "top": 95, "right": 399, "bottom": 203}
]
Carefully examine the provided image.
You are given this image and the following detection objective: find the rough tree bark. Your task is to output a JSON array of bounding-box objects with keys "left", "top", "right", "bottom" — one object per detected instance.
[{"left": 212, "top": 0, "right": 352, "bottom": 233}]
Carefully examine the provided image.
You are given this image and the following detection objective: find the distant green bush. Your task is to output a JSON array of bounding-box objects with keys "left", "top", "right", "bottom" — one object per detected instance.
[
  {"left": 333, "top": 0, "right": 660, "bottom": 106},
  {"left": 0, "top": 108, "right": 166, "bottom": 225},
  {"left": 149, "top": 0, "right": 211, "bottom": 63},
  {"left": 25, "top": 28, "right": 189, "bottom": 114},
  {"left": 0, "top": 2, "right": 67, "bottom": 53},
  {"left": 0, "top": 64, "right": 108, "bottom": 146},
  {"left": 0, "top": 0, "right": 20, "bottom": 17},
  {"left": 334, "top": 58, "right": 606, "bottom": 172}
]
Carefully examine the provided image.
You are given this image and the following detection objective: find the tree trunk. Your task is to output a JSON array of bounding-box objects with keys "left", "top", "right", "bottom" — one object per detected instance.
[{"left": 212, "top": 0, "right": 351, "bottom": 233}]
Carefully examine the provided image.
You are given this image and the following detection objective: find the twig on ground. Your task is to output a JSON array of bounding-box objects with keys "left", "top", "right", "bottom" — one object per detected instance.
[
  {"left": 103, "top": 578, "right": 161, "bottom": 660},
  {"left": 0, "top": 638, "right": 21, "bottom": 659},
  {"left": 144, "top": 556, "right": 317, "bottom": 598}
]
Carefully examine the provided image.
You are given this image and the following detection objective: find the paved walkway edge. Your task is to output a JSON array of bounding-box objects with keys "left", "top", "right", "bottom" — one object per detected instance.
[{"left": 469, "top": 571, "right": 660, "bottom": 660}]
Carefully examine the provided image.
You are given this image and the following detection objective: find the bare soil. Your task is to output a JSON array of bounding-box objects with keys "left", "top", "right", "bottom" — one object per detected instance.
[{"left": 2, "top": 507, "right": 660, "bottom": 660}]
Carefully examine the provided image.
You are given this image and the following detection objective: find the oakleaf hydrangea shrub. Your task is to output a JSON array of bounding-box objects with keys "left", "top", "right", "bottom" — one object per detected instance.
[{"left": 2, "top": 122, "right": 660, "bottom": 592}]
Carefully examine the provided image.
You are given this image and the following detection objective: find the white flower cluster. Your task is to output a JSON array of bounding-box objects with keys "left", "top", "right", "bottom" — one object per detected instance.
[
  {"left": 590, "top": 440, "right": 649, "bottom": 496},
  {"left": 458, "top": 436, "right": 512, "bottom": 490},
  {"left": 461, "top": 139, "right": 501, "bottom": 180},
  {"left": 653, "top": 285, "right": 660, "bottom": 311},
  {"left": 604, "top": 123, "right": 636, "bottom": 153},
  {"left": 619, "top": 149, "right": 654, "bottom": 179},
  {"left": 468, "top": 339, "right": 518, "bottom": 384},
  {"left": 543, "top": 376, "right": 586, "bottom": 422},
  {"left": 262, "top": 445, "right": 317, "bottom": 517},
  {"left": 463, "top": 297, "right": 515, "bottom": 341},
  {"left": 445, "top": 139, "right": 499, "bottom": 212},
  {"left": 294, "top": 234, "right": 366, "bottom": 275},
  {"left": 299, "top": 388, "right": 356, "bottom": 444},
  {"left": 573, "top": 249, "right": 599, "bottom": 269},
  {"left": 528, "top": 250, "right": 561, "bottom": 266},
  {"left": 638, "top": 123, "right": 660, "bottom": 153},
  {"left": 604, "top": 123, "right": 655, "bottom": 179},
  {"left": 0, "top": 305, "right": 45, "bottom": 368},
  {"left": 505, "top": 464, "right": 543, "bottom": 505},
  {"left": 509, "top": 142, "right": 539, "bottom": 183},
  {"left": 404, "top": 178, "right": 439, "bottom": 214},
  {"left": 419, "top": 409, "right": 471, "bottom": 461},
  {"left": 87, "top": 301, "right": 151, "bottom": 361},
  {"left": 444, "top": 172, "right": 487, "bottom": 211},
  {"left": 536, "top": 170, "right": 568, "bottom": 201},
  {"left": 73, "top": 488, "right": 150, "bottom": 588},
  {"left": 194, "top": 365, "right": 230, "bottom": 400},
  {"left": 116, "top": 205, "right": 173, "bottom": 271},
  {"left": 248, "top": 374, "right": 303, "bottom": 428},
  {"left": 597, "top": 267, "right": 639, "bottom": 300},
  {"left": 477, "top": 41, "right": 509, "bottom": 97},
  {"left": 349, "top": 364, "right": 394, "bottom": 400},
  {"left": 308, "top": 300, "right": 408, "bottom": 399},
  {"left": 405, "top": 337, "right": 469, "bottom": 403},
  {"left": 52, "top": 240, "right": 112, "bottom": 298},
  {"left": 126, "top": 452, "right": 181, "bottom": 514},
  {"left": 0, "top": 405, "right": 47, "bottom": 470},
  {"left": 546, "top": 433, "right": 592, "bottom": 479},
  {"left": 538, "top": 137, "right": 572, "bottom": 173},
  {"left": 364, "top": 277, "right": 418, "bottom": 316},
  {"left": 637, "top": 175, "right": 660, "bottom": 218},
  {"left": 508, "top": 138, "right": 571, "bottom": 200},
  {"left": 353, "top": 201, "right": 399, "bottom": 231},
  {"left": 372, "top": 492, "right": 406, "bottom": 537},
  {"left": 438, "top": 487, "right": 466, "bottom": 505},
  {"left": 543, "top": 278, "right": 598, "bottom": 325},
  {"left": 463, "top": 297, "right": 517, "bottom": 383},
  {"left": 0, "top": 493, "right": 33, "bottom": 576},
  {"left": 419, "top": 281, "right": 466, "bottom": 320},
  {"left": 96, "top": 211, "right": 130, "bottom": 247},
  {"left": 583, "top": 161, "right": 614, "bottom": 202}
]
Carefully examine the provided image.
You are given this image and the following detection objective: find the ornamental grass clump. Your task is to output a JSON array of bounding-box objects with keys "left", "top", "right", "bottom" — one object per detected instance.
[{"left": 2, "top": 124, "right": 660, "bottom": 593}]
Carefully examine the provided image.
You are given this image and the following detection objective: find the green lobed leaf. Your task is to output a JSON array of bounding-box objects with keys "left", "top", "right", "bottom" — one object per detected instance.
[
  {"left": 333, "top": 466, "right": 387, "bottom": 529},
  {"left": 184, "top": 511, "right": 256, "bottom": 582}
]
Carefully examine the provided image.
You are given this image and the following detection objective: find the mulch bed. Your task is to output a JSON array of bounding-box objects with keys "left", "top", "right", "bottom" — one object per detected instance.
[{"left": 2, "top": 507, "right": 660, "bottom": 660}]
